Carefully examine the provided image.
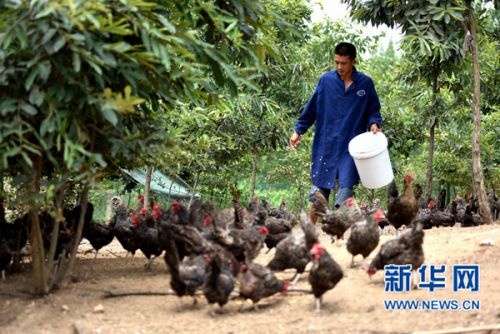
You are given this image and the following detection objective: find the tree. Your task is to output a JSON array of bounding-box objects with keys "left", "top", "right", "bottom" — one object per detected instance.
[
  {"left": 342, "top": 0, "right": 465, "bottom": 201},
  {"left": 0, "top": 0, "right": 286, "bottom": 293},
  {"left": 462, "top": 0, "right": 493, "bottom": 223}
]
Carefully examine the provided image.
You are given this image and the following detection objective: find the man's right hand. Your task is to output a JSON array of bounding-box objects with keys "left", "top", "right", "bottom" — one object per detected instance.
[{"left": 289, "top": 131, "right": 301, "bottom": 150}]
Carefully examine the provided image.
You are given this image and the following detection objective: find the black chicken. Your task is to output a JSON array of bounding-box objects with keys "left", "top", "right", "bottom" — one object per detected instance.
[
  {"left": 131, "top": 211, "right": 162, "bottom": 270},
  {"left": 347, "top": 209, "right": 385, "bottom": 267},
  {"left": 110, "top": 203, "right": 140, "bottom": 256},
  {"left": 82, "top": 219, "right": 115, "bottom": 260},
  {"left": 267, "top": 213, "right": 318, "bottom": 285},
  {"left": 308, "top": 243, "right": 344, "bottom": 312},
  {"left": 315, "top": 193, "right": 362, "bottom": 242},
  {"left": 178, "top": 254, "right": 212, "bottom": 304},
  {"left": 367, "top": 223, "right": 425, "bottom": 278},
  {"left": 0, "top": 210, "right": 28, "bottom": 275},
  {"left": 0, "top": 243, "right": 12, "bottom": 280},
  {"left": 386, "top": 172, "right": 418, "bottom": 230},
  {"left": 203, "top": 251, "right": 237, "bottom": 313},
  {"left": 239, "top": 261, "right": 289, "bottom": 311}
]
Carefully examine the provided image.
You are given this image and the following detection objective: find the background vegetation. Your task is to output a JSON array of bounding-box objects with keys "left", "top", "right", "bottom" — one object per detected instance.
[{"left": 0, "top": 0, "right": 498, "bottom": 293}]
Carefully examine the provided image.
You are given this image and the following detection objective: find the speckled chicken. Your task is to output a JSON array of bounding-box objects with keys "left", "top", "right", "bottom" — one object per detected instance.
[
  {"left": 367, "top": 222, "right": 425, "bottom": 277},
  {"left": 239, "top": 261, "right": 289, "bottom": 311},
  {"left": 267, "top": 213, "right": 319, "bottom": 284},
  {"left": 314, "top": 192, "right": 362, "bottom": 242},
  {"left": 203, "top": 251, "right": 237, "bottom": 312},
  {"left": 308, "top": 243, "right": 344, "bottom": 312},
  {"left": 347, "top": 209, "right": 385, "bottom": 267}
]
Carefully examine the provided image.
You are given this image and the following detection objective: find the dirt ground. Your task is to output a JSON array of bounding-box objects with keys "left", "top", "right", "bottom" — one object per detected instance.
[{"left": 1, "top": 222, "right": 499, "bottom": 334}]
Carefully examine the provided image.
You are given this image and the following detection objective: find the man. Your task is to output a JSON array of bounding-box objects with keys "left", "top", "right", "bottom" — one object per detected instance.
[{"left": 289, "top": 42, "right": 382, "bottom": 223}]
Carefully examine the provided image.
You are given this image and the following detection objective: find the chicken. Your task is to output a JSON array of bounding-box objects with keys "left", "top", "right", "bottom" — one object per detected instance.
[
  {"left": 0, "top": 243, "right": 12, "bottom": 280},
  {"left": 178, "top": 254, "right": 212, "bottom": 304},
  {"left": 413, "top": 198, "right": 455, "bottom": 229},
  {"left": 367, "top": 223, "right": 425, "bottom": 278},
  {"left": 414, "top": 183, "right": 427, "bottom": 209},
  {"left": 413, "top": 201, "right": 434, "bottom": 230},
  {"left": 386, "top": 172, "right": 418, "bottom": 230},
  {"left": 0, "top": 207, "right": 28, "bottom": 275},
  {"left": 262, "top": 215, "right": 292, "bottom": 252},
  {"left": 347, "top": 209, "right": 385, "bottom": 267},
  {"left": 267, "top": 213, "right": 318, "bottom": 285},
  {"left": 110, "top": 203, "right": 140, "bottom": 256},
  {"left": 130, "top": 211, "right": 162, "bottom": 270},
  {"left": 308, "top": 243, "right": 344, "bottom": 312},
  {"left": 203, "top": 251, "right": 237, "bottom": 312},
  {"left": 314, "top": 192, "right": 362, "bottom": 242},
  {"left": 238, "top": 261, "right": 289, "bottom": 311},
  {"left": 263, "top": 232, "right": 289, "bottom": 251},
  {"left": 225, "top": 225, "right": 268, "bottom": 263},
  {"left": 271, "top": 199, "right": 297, "bottom": 227},
  {"left": 436, "top": 189, "right": 447, "bottom": 211},
  {"left": 487, "top": 192, "right": 498, "bottom": 220},
  {"left": 247, "top": 196, "right": 268, "bottom": 226},
  {"left": 82, "top": 219, "right": 115, "bottom": 269},
  {"left": 456, "top": 198, "right": 477, "bottom": 227}
]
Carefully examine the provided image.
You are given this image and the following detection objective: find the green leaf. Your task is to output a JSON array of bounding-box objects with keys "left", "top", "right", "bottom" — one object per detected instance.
[
  {"left": 25, "top": 67, "right": 38, "bottom": 91},
  {"left": 37, "top": 61, "right": 51, "bottom": 81},
  {"left": 73, "top": 52, "right": 81, "bottom": 72},
  {"left": 21, "top": 151, "right": 33, "bottom": 167},
  {"left": 34, "top": 6, "right": 54, "bottom": 19},
  {"left": 46, "top": 35, "right": 66, "bottom": 54},
  {"left": 41, "top": 28, "right": 57, "bottom": 45},
  {"left": 29, "top": 86, "right": 45, "bottom": 106},
  {"left": 87, "top": 60, "right": 102, "bottom": 75},
  {"left": 20, "top": 102, "right": 38, "bottom": 115},
  {"left": 101, "top": 107, "right": 118, "bottom": 125},
  {"left": 0, "top": 98, "right": 17, "bottom": 116},
  {"left": 156, "top": 14, "right": 176, "bottom": 33}
]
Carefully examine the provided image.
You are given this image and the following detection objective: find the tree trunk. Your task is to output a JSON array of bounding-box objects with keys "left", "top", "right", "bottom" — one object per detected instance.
[
  {"left": 144, "top": 166, "right": 153, "bottom": 211},
  {"left": 425, "top": 69, "right": 440, "bottom": 202},
  {"left": 250, "top": 150, "right": 257, "bottom": 199},
  {"left": 29, "top": 156, "right": 48, "bottom": 295},
  {"left": 425, "top": 121, "right": 436, "bottom": 201},
  {"left": 466, "top": 0, "right": 492, "bottom": 224},
  {"left": 52, "top": 183, "right": 90, "bottom": 288},
  {"left": 446, "top": 183, "right": 451, "bottom": 208},
  {"left": 45, "top": 187, "right": 65, "bottom": 281}
]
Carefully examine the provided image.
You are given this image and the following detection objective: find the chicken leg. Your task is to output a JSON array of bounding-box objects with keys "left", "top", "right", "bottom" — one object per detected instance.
[
  {"left": 290, "top": 272, "right": 302, "bottom": 286},
  {"left": 315, "top": 296, "right": 322, "bottom": 312}
]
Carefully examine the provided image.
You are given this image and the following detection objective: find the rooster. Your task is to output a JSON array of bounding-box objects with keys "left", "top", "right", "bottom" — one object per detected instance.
[
  {"left": 308, "top": 243, "right": 344, "bottom": 312},
  {"left": 386, "top": 172, "right": 418, "bottom": 230},
  {"left": 347, "top": 209, "right": 385, "bottom": 267},
  {"left": 367, "top": 223, "right": 425, "bottom": 278}
]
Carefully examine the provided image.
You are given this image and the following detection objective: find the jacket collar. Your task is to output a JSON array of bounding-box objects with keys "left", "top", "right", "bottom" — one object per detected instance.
[{"left": 335, "top": 66, "right": 359, "bottom": 81}]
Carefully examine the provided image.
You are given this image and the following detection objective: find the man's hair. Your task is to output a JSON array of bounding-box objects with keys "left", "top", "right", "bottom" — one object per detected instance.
[{"left": 334, "top": 42, "right": 356, "bottom": 60}]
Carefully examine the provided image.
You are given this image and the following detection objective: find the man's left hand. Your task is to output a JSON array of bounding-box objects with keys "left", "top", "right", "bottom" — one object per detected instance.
[{"left": 370, "top": 123, "right": 380, "bottom": 134}]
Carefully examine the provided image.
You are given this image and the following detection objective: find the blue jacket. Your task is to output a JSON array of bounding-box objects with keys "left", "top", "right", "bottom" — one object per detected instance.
[{"left": 294, "top": 67, "right": 382, "bottom": 189}]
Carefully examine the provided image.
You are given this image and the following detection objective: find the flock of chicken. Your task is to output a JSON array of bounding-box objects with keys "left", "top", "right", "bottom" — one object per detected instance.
[{"left": 0, "top": 172, "right": 496, "bottom": 313}]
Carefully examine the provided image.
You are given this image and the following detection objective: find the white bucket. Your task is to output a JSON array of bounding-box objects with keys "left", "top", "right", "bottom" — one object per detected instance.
[{"left": 348, "top": 132, "right": 394, "bottom": 189}]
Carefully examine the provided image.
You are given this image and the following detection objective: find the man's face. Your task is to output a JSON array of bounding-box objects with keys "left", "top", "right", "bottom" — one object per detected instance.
[{"left": 334, "top": 54, "right": 355, "bottom": 78}]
